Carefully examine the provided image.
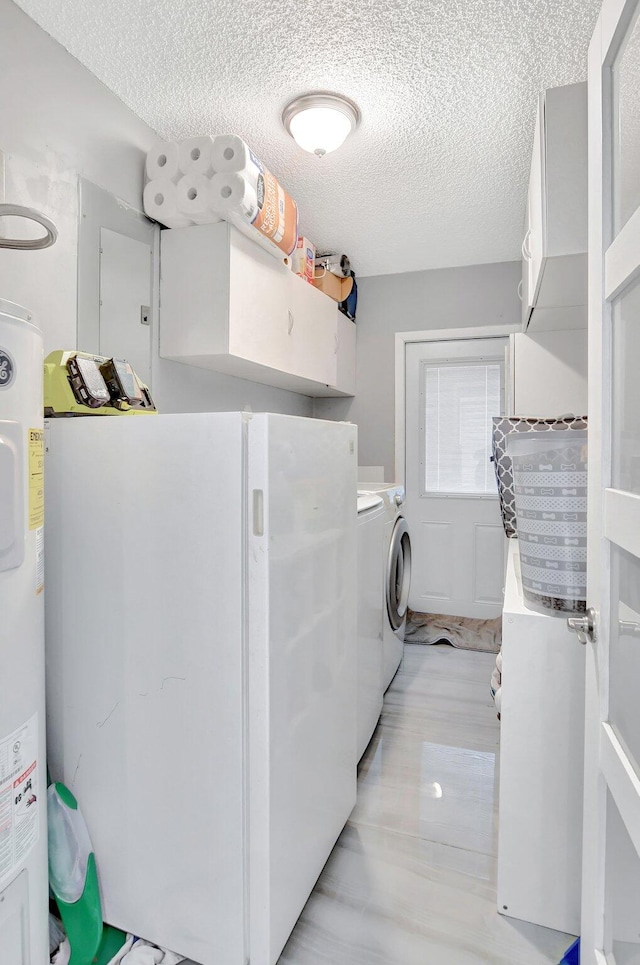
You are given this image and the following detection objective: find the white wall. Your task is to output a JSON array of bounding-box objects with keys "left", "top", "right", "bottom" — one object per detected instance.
[
  {"left": 0, "top": 0, "right": 312, "bottom": 417},
  {"left": 0, "top": 0, "right": 153, "bottom": 352},
  {"left": 315, "top": 261, "right": 522, "bottom": 480}
]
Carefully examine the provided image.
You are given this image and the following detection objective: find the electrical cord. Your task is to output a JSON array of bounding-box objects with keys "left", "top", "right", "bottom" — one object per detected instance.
[{"left": 0, "top": 203, "right": 57, "bottom": 249}]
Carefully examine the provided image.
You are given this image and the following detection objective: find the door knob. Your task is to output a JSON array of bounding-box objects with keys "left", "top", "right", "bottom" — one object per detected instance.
[{"left": 567, "top": 607, "right": 596, "bottom": 645}]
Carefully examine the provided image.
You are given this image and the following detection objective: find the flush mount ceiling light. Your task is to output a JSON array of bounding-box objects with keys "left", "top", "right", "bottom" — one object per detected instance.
[{"left": 282, "top": 93, "right": 360, "bottom": 157}]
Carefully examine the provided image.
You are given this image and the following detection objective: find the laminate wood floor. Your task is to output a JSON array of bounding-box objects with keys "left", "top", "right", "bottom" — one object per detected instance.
[{"left": 278, "top": 643, "right": 575, "bottom": 965}]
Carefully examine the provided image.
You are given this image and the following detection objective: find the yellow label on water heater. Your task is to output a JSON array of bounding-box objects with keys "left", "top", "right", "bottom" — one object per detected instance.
[{"left": 28, "top": 428, "right": 44, "bottom": 530}]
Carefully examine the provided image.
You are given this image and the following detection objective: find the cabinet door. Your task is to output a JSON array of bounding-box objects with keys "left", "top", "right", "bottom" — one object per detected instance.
[
  {"left": 512, "top": 330, "right": 588, "bottom": 417},
  {"left": 288, "top": 275, "right": 337, "bottom": 386},
  {"left": 335, "top": 313, "right": 356, "bottom": 394},
  {"left": 527, "top": 96, "right": 546, "bottom": 306},
  {"left": 228, "top": 230, "right": 294, "bottom": 372},
  {"left": 521, "top": 192, "right": 532, "bottom": 329}
]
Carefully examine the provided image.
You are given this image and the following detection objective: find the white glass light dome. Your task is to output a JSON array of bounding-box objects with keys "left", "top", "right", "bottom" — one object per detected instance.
[{"left": 283, "top": 93, "right": 360, "bottom": 157}]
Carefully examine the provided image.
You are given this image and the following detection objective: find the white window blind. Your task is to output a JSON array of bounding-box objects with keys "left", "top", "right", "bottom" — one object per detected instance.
[{"left": 422, "top": 361, "right": 501, "bottom": 494}]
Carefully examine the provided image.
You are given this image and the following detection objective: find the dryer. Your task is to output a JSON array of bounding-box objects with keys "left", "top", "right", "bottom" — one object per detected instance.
[
  {"left": 358, "top": 484, "right": 412, "bottom": 691},
  {"left": 356, "top": 494, "right": 385, "bottom": 760}
]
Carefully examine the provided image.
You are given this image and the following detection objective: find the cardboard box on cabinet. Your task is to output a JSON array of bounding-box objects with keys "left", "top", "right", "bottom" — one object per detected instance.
[
  {"left": 312, "top": 270, "right": 353, "bottom": 303},
  {"left": 292, "top": 237, "right": 316, "bottom": 284}
]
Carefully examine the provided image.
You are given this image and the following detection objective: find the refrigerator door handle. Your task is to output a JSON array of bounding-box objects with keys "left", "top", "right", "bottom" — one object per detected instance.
[{"left": 253, "top": 489, "right": 264, "bottom": 536}]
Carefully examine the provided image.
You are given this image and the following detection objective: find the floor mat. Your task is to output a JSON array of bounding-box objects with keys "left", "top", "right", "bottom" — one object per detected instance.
[{"left": 405, "top": 610, "right": 502, "bottom": 653}]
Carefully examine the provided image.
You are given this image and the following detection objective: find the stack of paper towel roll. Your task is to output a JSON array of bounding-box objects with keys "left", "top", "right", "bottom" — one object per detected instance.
[{"left": 144, "top": 135, "right": 298, "bottom": 262}]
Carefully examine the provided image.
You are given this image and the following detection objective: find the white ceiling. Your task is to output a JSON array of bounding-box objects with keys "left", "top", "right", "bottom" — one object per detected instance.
[{"left": 15, "top": 0, "right": 600, "bottom": 277}]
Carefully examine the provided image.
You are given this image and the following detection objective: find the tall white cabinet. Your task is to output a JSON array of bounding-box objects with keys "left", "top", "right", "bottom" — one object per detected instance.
[
  {"left": 497, "top": 541, "right": 585, "bottom": 935},
  {"left": 499, "top": 78, "right": 591, "bottom": 938}
]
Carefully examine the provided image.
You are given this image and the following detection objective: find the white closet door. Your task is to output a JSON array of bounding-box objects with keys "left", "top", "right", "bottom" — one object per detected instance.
[{"left": 579, "top": 3, "right": 640, "bottom": 961}]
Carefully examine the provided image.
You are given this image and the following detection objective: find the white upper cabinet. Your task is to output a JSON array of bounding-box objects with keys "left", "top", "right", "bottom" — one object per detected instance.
[
  {"left": 510, "top": 330, "right": 588, "bottom": 418},
  {"left": 521, "top": 82, "right": 588, "bottom": 332},
  {"left": 159, "top": 223, "right": 356, "bottom": 397}
]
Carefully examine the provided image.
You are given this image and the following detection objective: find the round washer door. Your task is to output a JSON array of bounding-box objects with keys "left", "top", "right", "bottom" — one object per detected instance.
[{"left": 386, "top": 516, "right": 411, "bottom": 631}]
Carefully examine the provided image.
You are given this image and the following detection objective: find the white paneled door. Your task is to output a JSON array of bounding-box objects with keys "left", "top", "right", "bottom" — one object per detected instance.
[
  {"left": 405, "top": 338, "right": 507, "bottom": 619},
  {"left": 579, "top": 2, "right": 640, "bottom": 961}
]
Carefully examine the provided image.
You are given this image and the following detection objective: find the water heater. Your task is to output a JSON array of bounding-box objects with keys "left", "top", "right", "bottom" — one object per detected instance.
[{"left": 0, "top": 299, "right": 48, "bottom": 964}]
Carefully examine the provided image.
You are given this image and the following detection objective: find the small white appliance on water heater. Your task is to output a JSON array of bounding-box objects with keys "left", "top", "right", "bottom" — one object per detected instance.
[
  {"left": 0, "top": 205, "right": 56, "bottom": 965},
  {"left": 0, "top": 300, "right": 48, "bottom": 965}
]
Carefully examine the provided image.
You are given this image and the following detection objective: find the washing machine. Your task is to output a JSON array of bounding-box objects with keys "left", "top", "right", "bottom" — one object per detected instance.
[
  {"left": 358, "top": 484, "right": 412, "bottom": 691},
  {"left": 356, "top": 493, "right": 385, "bottom": 760}
]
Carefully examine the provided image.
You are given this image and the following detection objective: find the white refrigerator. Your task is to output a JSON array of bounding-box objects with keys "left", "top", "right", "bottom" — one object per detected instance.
[{"left": 44, "top": 412, "right": 357, "bottom": 965}]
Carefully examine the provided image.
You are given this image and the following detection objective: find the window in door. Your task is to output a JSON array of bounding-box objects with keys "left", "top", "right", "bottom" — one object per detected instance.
[{"left": 420, "top": 360, "right": 502, "bottom": 496}]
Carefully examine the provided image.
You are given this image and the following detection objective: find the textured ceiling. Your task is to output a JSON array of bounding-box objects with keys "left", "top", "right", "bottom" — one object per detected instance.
[{"left": 15, "top": 0, "right": 601, "bottom": 276}]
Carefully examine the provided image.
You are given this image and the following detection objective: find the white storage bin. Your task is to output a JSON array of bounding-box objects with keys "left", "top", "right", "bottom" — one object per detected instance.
[{"left": 507, "top": 430, "right": 587, "bottom": 615}]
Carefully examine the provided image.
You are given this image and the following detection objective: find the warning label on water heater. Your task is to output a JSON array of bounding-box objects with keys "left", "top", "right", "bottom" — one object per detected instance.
[
  {"left": 28, "top": 428, "right": 44, "bottom": 530},
  {"left": 0, "top": 714, "right": 39, "bottom": 887},
  {"left": 35, "top": 527, "right": 44, "bottom": 595}
]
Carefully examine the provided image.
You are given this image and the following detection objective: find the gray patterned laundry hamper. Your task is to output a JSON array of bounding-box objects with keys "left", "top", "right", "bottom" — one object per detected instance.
[{"left": 491, "top": 417, "right": 588, "bottom": 616}]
